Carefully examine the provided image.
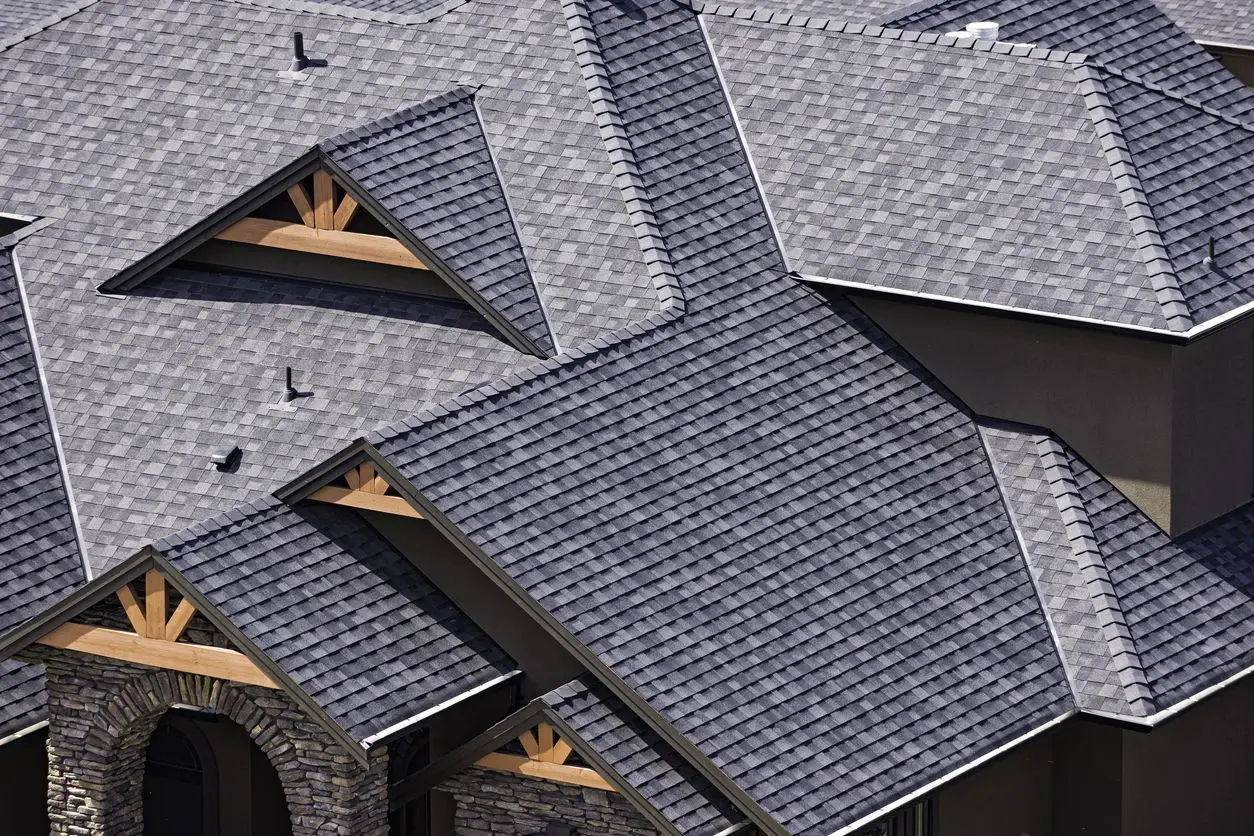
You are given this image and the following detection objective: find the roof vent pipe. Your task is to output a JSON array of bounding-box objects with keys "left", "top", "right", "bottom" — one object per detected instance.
[
  {"left": 965, "top": 21, "right": 1000, "bottom": 40},
  {"left": 289, "top": 32, "right": 309, "bottom": 73}
]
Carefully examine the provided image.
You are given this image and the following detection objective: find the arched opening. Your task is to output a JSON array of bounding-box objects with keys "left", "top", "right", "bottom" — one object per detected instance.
[{"left": 141, "top": 708, "right": 292, "bottom": 836}]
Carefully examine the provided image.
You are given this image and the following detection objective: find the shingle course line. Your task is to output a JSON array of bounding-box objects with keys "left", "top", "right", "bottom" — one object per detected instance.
[{"left": 0, "top": 0, "right": 96, "bottom": 53}]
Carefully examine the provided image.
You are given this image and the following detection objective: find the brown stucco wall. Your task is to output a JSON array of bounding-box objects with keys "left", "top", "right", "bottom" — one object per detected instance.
[
  {"left": 1122, "top": 675, "right": 1254, "bottom": 836},
  {"left": 934, "top": 732, "right": 1054, "bottom": 836},
  {"left": 850, "top": 293, "right": 1254, "bottom": 535}
]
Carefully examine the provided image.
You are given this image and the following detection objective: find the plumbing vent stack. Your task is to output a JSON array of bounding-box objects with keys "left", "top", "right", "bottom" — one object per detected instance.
[{"left": 289, "top": 32, "right": 309, "bottom": 73}]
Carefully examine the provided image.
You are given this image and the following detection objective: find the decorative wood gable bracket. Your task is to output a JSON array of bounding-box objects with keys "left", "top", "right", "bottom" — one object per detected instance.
[
  {"left": 216, "top": 168, "right": 428, "bottom": 270},
  {"left": 309, "top": 461, "right": 423, "bottom": 519},
  {"left": 476, "top": 721, "right": 616, "bottom": 792},
  {"left": 36, "top": 569, "right": 278, "bottom": 689}
]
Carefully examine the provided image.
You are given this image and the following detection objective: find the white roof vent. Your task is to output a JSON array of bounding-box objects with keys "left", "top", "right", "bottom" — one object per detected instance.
[{"left": 965, "top": 21, "right": 1000, "bottom": 40}]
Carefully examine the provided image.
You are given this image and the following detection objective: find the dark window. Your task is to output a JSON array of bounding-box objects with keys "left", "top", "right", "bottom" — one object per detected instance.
[
  {"left": 857, "top": 800, "right": 932, "bottom": 836},
  {"left": 390, "top": 730, "right": 431, "bottom": 836},
  {"left": 143, "top": 719, "right": 208, "bottom": 836}
]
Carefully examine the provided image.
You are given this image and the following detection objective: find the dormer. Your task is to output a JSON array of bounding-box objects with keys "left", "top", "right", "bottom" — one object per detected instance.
[{"left": 101, "top": 87, "right": 557, "bottom": 358}]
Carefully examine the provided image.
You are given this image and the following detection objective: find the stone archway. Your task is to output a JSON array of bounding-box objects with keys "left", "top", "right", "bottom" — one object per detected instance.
[{"left": 36, "top": 648, "right": 386, "bottom": 836}]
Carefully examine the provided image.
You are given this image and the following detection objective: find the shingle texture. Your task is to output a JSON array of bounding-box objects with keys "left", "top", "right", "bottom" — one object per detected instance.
[
  {"left": 544, "top": 678, "right": 744, "bottom": 836},
  {"left": 702, "top": 11, "right": 1254, "bottom": 332},
  {"left": 158, "top": 498, "right": 516, "bottom": 743},
  {"left": 0, "top": 0, "right": 84, "bottom": 39},
  {"left": 0, "top": 0, "right": 663, "bottom": 562},
  {"left": 0, "top": 248, "right": 84, "bottom": 737},
  {"left": 984, "top": 420, "right": 1254, "bottom": 716},
  {"left": 367, "top": 1, "right": 1074, "bottom": 833},
  {"left": 322, "top": 89, "right": 556, "bottom": 355},
  {"left": 1156, "top": 0, "right": 1254, "bottom": 47}
]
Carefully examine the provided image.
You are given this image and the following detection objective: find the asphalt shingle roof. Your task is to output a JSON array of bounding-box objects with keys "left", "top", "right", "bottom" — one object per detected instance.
[
  {"left": 544, "top": 678, "right": 745, "bottom": 836},
  {"left": 0, "top": 0, "right": 662, "bottom": 563},
  {"left": 1155, "top": 0, "right": 1254, "bottom": 47},
  {"left": 984, "top": 420, "right": 1254, "bottom": 716},
  {"left": 0, "top": 0, "right": 85, "bottom": 40},
  {"left": 0, "top": 247, "right": 85, "bottom": 737},
  {"left": 702, "top": 9, "right": 1254, "bottom": 333},
  {"left": 362, "top": 1, "right": 1073, "bottom": 832},
  {"left": 158, "top": 497, "right": 516, "bottom": 743},
  {"left": 321, "top": 88, "right": 557, "bottom": 356}
]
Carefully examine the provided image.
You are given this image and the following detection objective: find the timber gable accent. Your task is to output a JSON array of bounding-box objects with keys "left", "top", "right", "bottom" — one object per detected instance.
[
  {"left": 309, "top": 460, "right": 424, "bottom": 519},
  {"left": 475, "top": 720, "right": 616, "bottom": 792},
  {"left": 35, "top": 567, "right": 278, "bottom": 689}
]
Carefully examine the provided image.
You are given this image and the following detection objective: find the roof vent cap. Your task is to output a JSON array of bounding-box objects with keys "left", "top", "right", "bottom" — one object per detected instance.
[{"left": 965, "top": 21, "right": 1000, "bottom": 40}]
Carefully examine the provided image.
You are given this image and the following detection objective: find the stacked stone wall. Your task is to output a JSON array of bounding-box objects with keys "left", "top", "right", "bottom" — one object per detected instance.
[
  {"left": 22, "top": 643, "right": 389, "bottom": 836},
  {"left": 440, "top": 766, "right": 658, "bottom": 835}
]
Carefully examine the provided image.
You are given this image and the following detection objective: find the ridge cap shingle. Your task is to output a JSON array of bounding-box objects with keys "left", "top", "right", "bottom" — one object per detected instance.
[
  {"left": 1071, "top": 63, "right": 1193, "bottom": 331},
  {"left": 1035, "top": 434, "right": 1157, "bottom": 716},
  {"left": 221, "top": 0, "right": 470, "bottom": 26},
  {"left": 0, "top": 0, "right": 97, "bottom": 54}
]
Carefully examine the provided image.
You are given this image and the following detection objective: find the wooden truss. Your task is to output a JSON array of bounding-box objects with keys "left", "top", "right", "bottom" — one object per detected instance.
[
  {"left": 475, "top": 721, "right": 615, "bottom": 792},
  {"left": 309, "top": 462, "right": 423, "bottom": 519},
  {"left": 216, "top": 169, "right": 428, "bottom": 270},
  {"left": 36, "top": 569, "right": 278, "bottom": 689}
]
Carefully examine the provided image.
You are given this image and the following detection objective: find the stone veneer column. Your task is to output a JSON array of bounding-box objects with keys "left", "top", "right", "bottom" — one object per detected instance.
[
  {"left": 439, "top": 766, "right": 659, "bottom": 835},
  {"left": 24, "top": 646, "right": 389, "bottom": 836}
]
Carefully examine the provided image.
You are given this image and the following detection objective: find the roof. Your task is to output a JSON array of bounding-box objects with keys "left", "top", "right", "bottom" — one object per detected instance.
[
  {"left": 1155, "top": 0, "right": 1254, "bottom": 48},
  {"left": 361, "top": 0, "right": 1074, "bottom": 832},
  {"left": 716, "top": 0, "right": 1254, "bottom": 115},
  {"left": 984, "top": 419, "right": 1254, "bottom": 720},
  {"left": 0, "top": 0, "right": 663, "bottom": 564},
  {"left": 702, "top": 8, "right": 1254, "bottom": 333},
  {"left": 544, "top": 678, "right": 746, "bottom": 836},
  {"left": 156, "top": 497, "right": 518, "bottom": 743},
  {"left": 319, "top": 88, "right": 558, "bottom": 355},
  {"left": 0, "top": 0, "right": 85, "bottom": 40}
]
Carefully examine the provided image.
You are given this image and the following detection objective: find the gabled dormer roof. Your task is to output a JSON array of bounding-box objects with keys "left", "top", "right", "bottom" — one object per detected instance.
[
  {"left": 103, "top": 88, "right": 557, "bottom": 358},
  {"left": 701, "top": 8, "right": 1254, "bottom": 335}
]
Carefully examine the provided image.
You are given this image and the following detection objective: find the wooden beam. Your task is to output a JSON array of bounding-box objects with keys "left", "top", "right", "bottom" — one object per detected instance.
[
  {"left": 144, "top": 569, "right": 166, "bottom": 639},
  {"left": 287, "top": 184, "right": 315, "bottom": 228},
  {"left": 216, "top": 218, "right": 428, "bottom": 270},
  {"left": 475, "top": 752, "right": 615, "bottom": 792},
  {"left": 313, "top": 170, "right": 335, "bottom": 230},
  {"left": 537, "top": 722, "right": 556, "bottom": 762},
  {"left": 333, "top": 193, "right": 359, "bottom": 231},
  {"left": 519, "top": 729, "right": 540, "bottom": 759},
  {"left": 165, "top": 598, "right": 198, "bottom": 643},
  {"left": 116, "top": 585, "right": 146, "bottom": 635},
  {"left": 551, "top": 738, "right": 573, "bottom": 766},
  {"left": 308, "top": 485, "right": 424, "bottom": 518},
  {"left": 37, "top": 623, "right": 279, "bottom": 689}
]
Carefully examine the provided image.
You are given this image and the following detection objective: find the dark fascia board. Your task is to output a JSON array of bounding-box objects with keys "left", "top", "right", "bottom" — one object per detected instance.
[
  {"left": 356, "top": 453, "right": 786, "bottom": 836},
  {"left": 314, "top": 149, "right": 548, "bottom": 358},
  {"left": 390, "top": 697, "right": 686, "bottom": 836},
  {"left": 0, "top": 545, "right": 369, "bottom": 766},
  {"left": 99, "top": 152, "right": 322, "bottom": 293},
  {"left": 275, "top": 437, "right": 373, "bottom": 502}
]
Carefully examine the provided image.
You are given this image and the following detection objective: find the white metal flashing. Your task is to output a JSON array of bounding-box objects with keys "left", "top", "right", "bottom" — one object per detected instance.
[
  {"left": 797, "top": 272, "right": 1254, "bottom": 342},
  {"left": 826, "top": 709, "right": 1077, "bottom": 836},
  {"left": 360, "top": 670, "right": 521, "bottom": 748},
  {"left": 1197, "top": 38, "right": 1254, "bottom": 54},
  {"left": 1084, "top": 655, "right": 1254, "bottom": 728},
  {"left": 698, "top": 11, "right": 793, "bottom": 273},
  {"left": 712, "top": 821, "right": 755, "bottom": 836},
  {"left": 0, "top": 719, "right": 48, "bottom": 748},
  {"left": 9, "top": 250, "right": 93, "bottom": 579}
]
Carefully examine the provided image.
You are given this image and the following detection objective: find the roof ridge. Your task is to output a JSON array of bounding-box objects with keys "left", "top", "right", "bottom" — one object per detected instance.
[
  {"left": 222, "top": 0, "right": 470, "bottom": 26},
  {"left": 1071, "top": 63, "right": 1193, "bottom": 331},
  {"left": 691, "top": 1, "right": 1090, "bottom": 64},
  {"left": 563, "top": 0, "right": 686, "bottom": 314},
  {"left": 318, "top": 85, "right": 482, "bottom": 153},
  {"left": 1035, "top": 435, "right": 1157, "bottom": 716},
  {"left": 0, "top": 0, "right": 98, "bottom": 54},
  {"left": 154, "top": 493, "right": 285, "bottom": 555}
]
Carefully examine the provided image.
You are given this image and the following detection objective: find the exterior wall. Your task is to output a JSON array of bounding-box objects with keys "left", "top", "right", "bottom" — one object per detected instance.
[
  {"left": 1052, "top": 720, "right": 1122, "bottom": 836},
  {"left": 1122, "top": 675, "right": 1254, "bottom": 836},
  {"left": 935, "top": 732, "right": 1053, "bottom": 836},
  {"left": 850, "top": 293, "right": 1254, "bottom": 534},
  {"left": 0, "top": 727, "right": 50, "bottom": 835},
  {"left": 1211, "top": 47, "right": 1254, "bottom": 87},
  {"left": 439, "top": 766, "right": 658, "bottom": 835},
  {"left": 23, "top": 643, "right": 389, "bottom": 836},
  {"left": 366, "top": 514, "right": 584, "bottom": 698}
]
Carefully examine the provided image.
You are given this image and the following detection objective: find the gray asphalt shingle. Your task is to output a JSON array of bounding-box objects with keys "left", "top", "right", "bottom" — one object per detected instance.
[
  {"left": 1155, "top": 0, "right": 1254, "bottom": 47},
  {"left": 158, "top": 497, "right": 517, "bottom": 743},
  {"left": 545, "top": 678, "right": 745, "bottom": 836},
  {"left": 321, "top": 88, "right": 557, "bottom": 356}
]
